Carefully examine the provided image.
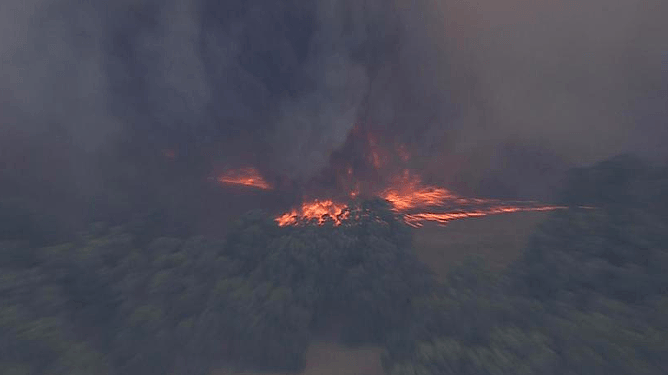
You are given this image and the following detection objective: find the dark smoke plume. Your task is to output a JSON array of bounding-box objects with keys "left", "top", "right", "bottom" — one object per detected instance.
[{"left": 1, "top": 0, "right": 667, "bottom": 238}]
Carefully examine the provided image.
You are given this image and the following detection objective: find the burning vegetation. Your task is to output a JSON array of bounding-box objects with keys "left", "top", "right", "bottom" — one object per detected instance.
[
  {"left": 217, "top": 167, "right": 272, "bottom": 190},
  {"left": 275, "top": 170, "right": 565, "bottom": 228},
  {"left": 275, "top": 200, "right": 349, "bottom": 226},
  {"left": 214, "top": 126, "right": 565, "bottom": 228}
]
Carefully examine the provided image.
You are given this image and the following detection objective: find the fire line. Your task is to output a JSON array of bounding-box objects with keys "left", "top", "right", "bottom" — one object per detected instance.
[
  {"left": 217, "top": 168, "right": 272, "bottom": 190},
  {"left": 274, "top": 171, "right": 566, "bottom": 227}
]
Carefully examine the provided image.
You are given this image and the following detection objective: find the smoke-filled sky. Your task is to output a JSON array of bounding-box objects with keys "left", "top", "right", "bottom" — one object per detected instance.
[{"left": 1, "top": 0, "right": 667, "bottom": 235}]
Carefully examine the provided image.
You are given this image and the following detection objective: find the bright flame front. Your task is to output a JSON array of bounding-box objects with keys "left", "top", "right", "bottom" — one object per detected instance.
[
  {"left": 402, "top": 206, "right": 565, "bottom": 228},
  {"left": 275, "top": 171, "right": 565, "bottom": 227},
  {"left": 275, "top": 200, "right": 349, "bottom": 226},
  {"left": 217, "top": 168, "right": 272, "bottom": 190},
  {"left": 211, "top": 130, "right": 566, "bottom": 228},
  {"left": 380, "top": 172, "right": 459, "bottom": 211}
]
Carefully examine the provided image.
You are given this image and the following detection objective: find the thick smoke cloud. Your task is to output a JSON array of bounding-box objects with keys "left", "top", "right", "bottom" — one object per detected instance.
[
  {"left": 4, "top": 0, "right": 666, "bottom": 174},
  {"left": 105, "top": 0, "right": 393, "bottom": 178},
  {"left": 2, "top": 0, "right": 388, "bottom": 174},
  {"left": 1, "top": 0, "right": 118, "bottom": 148},
  {"left": 396, "top": 0, "right": 668, "bottom": 194},
  {"left": 1, "top": 0, "right": 667, "bottom": 237}
]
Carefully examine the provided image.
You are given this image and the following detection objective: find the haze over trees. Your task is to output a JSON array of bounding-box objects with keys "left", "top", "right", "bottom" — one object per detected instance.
[
  {"left": 2, "top": 0, "right": 667, "bottom": 372},
  {"left": 384, "top": 156, "right": 668, "bottom": 375},
  {"left": 1, "top": 155, "right": 667, "bottom": 374},
  {"left": 1, "top": 199, "right": 429, "bottom": 374}
]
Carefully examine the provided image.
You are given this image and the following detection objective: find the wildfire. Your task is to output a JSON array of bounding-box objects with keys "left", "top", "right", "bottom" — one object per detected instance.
[
  {"left": 211, "top": 128, "right": 565, "bottom": 228},
  {"left": 381, "top": 172, "right": 566, "bottom": 227},
  {"left": 380, "top": 172, "right": 458, "bottom": 211},
  {"left": 217, "top": 168, "right": 272, "bottom": 190},
  {"left": 275, "top": 170, "right": 566, "bottom": 228},
  {"left": 402, "top": 206, "right": 566, "bottom": 228},
  {"left": 275, "top": 200, "right": 349, "bottom": 226}
]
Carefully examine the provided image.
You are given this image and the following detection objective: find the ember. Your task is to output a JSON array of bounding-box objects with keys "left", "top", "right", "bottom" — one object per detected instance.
[
  {"left": 275, "top": 171, "right": 565, "bottom": 228},
  {"left": 402, "top": 206, "right": 566, "bottom": 228},
  {"left": 380, "top": 171, "right": 459, "bottom": 211},
  {"left": 217, "top": 168, "right": 272, "bottom": 190},
  {"left": 276, "top": 200, "right": 348, "bottom": 226},
  {"left": 212, "top": 128, "right": 565, "bottom": 228}
]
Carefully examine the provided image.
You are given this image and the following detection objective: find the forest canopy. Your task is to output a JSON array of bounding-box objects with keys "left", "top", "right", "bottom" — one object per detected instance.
[{"left": 1, "top": 156, "right": 667, "bottom": 375}]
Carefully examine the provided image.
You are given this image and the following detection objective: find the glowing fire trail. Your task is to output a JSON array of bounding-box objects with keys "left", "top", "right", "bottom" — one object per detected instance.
[
  {"left": 217, "top": 168, "right": 272, "bottom": 190},
  {"left": 276, "top": 199, "right": 565, "bottom": 228},
  {"left": 211, "top": 138, "right": 564, "bottom": 227},
  {"left": 402, "top": 206, "right": 567, "bottom": 228},
  {"left": 274, "top": 172, "right": 566, "bottom": 228}
]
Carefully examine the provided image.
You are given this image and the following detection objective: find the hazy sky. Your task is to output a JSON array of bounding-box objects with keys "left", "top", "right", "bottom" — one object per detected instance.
[{"left": 1, "top": 0, "right": 666, "bottom": 200}]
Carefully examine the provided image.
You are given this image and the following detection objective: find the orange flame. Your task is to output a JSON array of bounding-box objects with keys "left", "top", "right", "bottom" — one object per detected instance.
[
  {"left": 276, "top": 200, "right": 348, "bottom": 226},
  {"left": 380, "top": 172, "right": 459, "bottom": 210},
  {"left": 380, "top": 172, "right": 497, "bottom": 210},
  {"left": 402, "top": 206, "right": 566, "bottom": 228},
  {"left": 217, "top": 168, "right": 272, "bottom": 190},
  {"left": 275, "top": 170, "right": 565, "bottom": 228},
  {"left": 210, "top": 127, "right": 568, "bottom": 228}
]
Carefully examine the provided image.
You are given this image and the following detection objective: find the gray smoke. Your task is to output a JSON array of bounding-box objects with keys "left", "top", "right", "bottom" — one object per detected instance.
[
  {"left": 1, "top": 0, "right": 667, "bottom": 200},
  {"left": 400, "top": 0, "right": 668, "bottom": 166},
  {"left": 1, "top": 0, "right": 118, "bottom": 149}
]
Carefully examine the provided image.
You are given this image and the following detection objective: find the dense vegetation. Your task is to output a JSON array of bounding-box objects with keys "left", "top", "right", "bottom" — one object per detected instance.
[
  {"left": 1, "top": 155, "right": 667, "bottom": 375},
  {"left": 383, "top": 156, "right": 668, "bottom": 374},
  {"left": 1, "top": 200, "right": 430, "bottom": 374}
]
